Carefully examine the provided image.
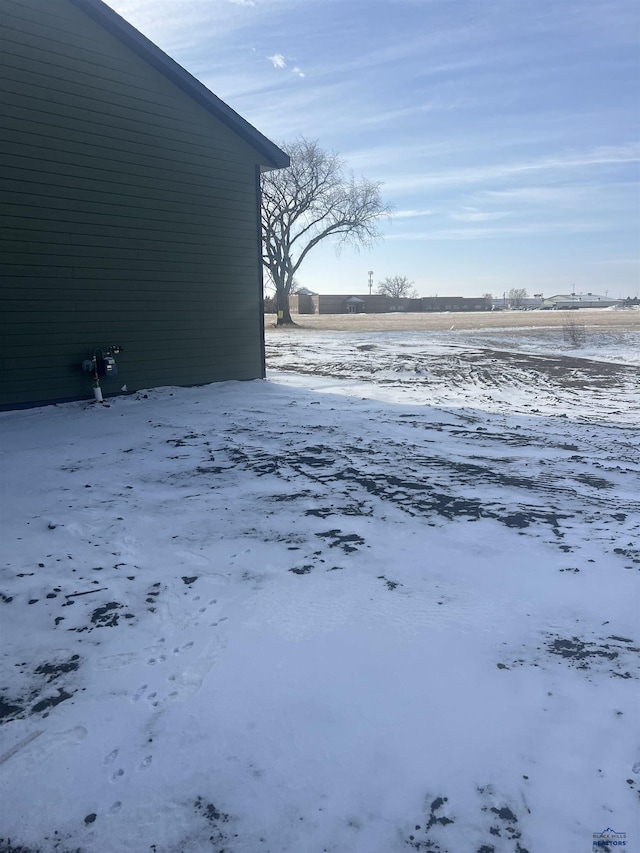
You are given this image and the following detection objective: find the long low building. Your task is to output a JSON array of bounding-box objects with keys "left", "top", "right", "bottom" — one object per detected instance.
[
  {"left": 289, "top": 293, "right": 491, "bottom": 314},
  {"left": 542, "top": 294, "right": 620, "bottom": 309},
  {"left": 421, "top": 296, "right": 492, "bottom": 312}
]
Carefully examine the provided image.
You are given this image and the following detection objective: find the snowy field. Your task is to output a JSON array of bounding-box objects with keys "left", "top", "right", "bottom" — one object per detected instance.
[{"left": 1, "top": 320, "right": 639, "bottom": 853}]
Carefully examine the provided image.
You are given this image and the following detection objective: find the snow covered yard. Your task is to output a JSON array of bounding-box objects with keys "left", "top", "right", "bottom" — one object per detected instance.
[{"left": 1, "top": 326, "right": 639, "bottom": 853}]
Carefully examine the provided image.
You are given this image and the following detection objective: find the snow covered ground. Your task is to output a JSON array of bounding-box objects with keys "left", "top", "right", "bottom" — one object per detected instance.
[{"left": 1, "top": 326, "right": 639, "bottom": 853}]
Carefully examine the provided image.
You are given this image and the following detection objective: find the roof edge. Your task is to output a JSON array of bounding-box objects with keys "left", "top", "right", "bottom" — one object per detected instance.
[{"left": 67, "top": 0, "right": 289, "bottom": 170}]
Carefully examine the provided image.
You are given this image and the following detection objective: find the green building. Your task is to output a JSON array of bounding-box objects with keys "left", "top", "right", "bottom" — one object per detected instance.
[{"left": 0, "top": 0, "right": 288, "bottom": 408}]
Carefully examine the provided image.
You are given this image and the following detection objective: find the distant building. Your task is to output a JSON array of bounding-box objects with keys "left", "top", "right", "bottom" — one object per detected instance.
[
  {"left": 542, "top": 294, "right": 620, "bottom": 310},
  {"left": 490, "top": 295, "right": 545, "bottom": 310},
  {"left": 421, "top": 296, "right": 491, "bottom": 312},
  {"left": 288, "top": 293, "right": 491, "bottom": 314},
  {"left": 290, "top": 293, "right": 394, "bottom": 314}
]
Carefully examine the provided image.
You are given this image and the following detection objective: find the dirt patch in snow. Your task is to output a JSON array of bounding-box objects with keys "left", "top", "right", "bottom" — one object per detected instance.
[
  {"left": 0, "top": 654, "right": 81, "bottom": 723},
  {"left": 497, "top": 633, "right": 640, "bottom": 680}
]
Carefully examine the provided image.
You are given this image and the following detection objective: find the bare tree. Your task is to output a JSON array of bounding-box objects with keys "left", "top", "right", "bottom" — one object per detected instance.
[
  {"left": 562, "top": 312, "right": 586, "bottom": 347},
  {"left": 376, "top": 276, "right": 417, "bottom": 299},
  {"left": 261, "top": 138, "right": 390, "bottom": 325},
  {"left": 508, "top": 287, "right": 528, "bottom": 308}
]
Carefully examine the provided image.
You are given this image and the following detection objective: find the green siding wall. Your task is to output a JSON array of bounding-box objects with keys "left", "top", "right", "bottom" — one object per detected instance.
[{"left": 0, "top": 0, "right": 268, "bottom": 407}]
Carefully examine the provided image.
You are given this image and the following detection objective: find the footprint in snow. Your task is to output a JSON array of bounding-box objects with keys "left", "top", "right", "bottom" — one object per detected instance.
[
  {"left": 144, "top": 638, "right": 167, "bottom": 653},
  {"left": 96, "top": 652, "right": 136, "bottom": 671},
  {"left": 139, "top": 755, "right": 153, "bottom": 771},
  {"left": 103, "top": 748, "right": 119, "bottom": 765},
  {"left": 132, "top": 684, "right": 147, "bottom": 702},
  {"left": 173, "top": 641, "right": 194, "bottom": 654}
]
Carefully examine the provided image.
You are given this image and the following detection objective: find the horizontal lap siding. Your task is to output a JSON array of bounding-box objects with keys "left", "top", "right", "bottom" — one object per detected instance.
[{"left": 0, "top": 0, "right": 266, "bottom": 406}]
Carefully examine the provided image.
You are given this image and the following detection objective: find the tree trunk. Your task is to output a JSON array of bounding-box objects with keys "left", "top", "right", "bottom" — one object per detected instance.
[{"left": 276, "top": 288, "right": 294, "bottom": 325}]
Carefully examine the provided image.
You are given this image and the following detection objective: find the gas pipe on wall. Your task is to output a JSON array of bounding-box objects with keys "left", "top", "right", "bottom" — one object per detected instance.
[{"left": 81, "top": 346, "right": 122, "bottom": 402}]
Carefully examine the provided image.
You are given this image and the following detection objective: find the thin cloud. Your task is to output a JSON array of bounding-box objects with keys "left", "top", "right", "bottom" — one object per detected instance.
[
  {"left": 596, "top": 258, "right": 640, "bottom": 267},
  {"left": 450, "top": 211, "right": 509, "bottom": 222},
  {"left": 392, "top": 209, "right": 435, "bottom": 219},
  {"left": 385, "top": 144, "right": 640, "bottom": 192},
  {"left": 388, "top": 221, "right": 605, "bottom": 241},
  {"left": 359, "top": 100, "right": 463, "bottom": 127},
  {"left": 480, "top": 187, "right": 588, "bottom": 203}
]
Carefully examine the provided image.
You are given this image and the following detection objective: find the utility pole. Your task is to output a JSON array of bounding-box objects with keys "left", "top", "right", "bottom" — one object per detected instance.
[{"left": 368, "top": 271, "right": 373, "bottom": 295}]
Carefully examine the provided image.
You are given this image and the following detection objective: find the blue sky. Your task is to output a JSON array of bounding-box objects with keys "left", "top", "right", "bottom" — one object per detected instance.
[{"left": 107, "top": 0, "right": 639, "bottom": 299}]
